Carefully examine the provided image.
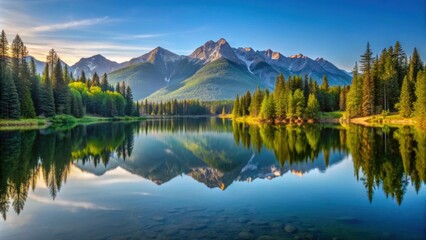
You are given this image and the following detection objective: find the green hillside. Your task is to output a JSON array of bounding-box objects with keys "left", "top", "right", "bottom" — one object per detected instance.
[
  {"left": 147, "top": 59, "right": 262, "bottom": 101},
  {"left": 108, "top": 59, "right": 199, "bottom": 100}
]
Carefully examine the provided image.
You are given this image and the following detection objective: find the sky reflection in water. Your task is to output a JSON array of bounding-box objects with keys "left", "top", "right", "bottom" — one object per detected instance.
[{"left": 0, "top": 118, "right": 425, "bottom": 240}]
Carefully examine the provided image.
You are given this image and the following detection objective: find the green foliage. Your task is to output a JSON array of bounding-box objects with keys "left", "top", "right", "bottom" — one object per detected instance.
[
  {"left": 52, "top": 57, "right": 70, "bottom": 114},
  {"left": 293, "top": 89, "right": 305, "bottom": 118},
  {"left": 361, "top": 42, "right": 374, "bottom": 116},
  {"left": 259, "top": 94, "right": 275, "bottom": 120},
  {"left": 0, "top": 30, "right": 20, "bottom": 119},
  {"left": 346, "top": 42, "right": 422, "bottom": 119},
  {"left": 305, "top": 93, "right": 320, "bottom": 119},
  {"left": 41, "top": 63, "right": 56, "bottom": 117},
  {"left": 0, "top": 31, "right": 138, "bottom": 120},
  {"left": 124, "top": 86, "right": 134, "bottom": 116},
  {"left": 233, "top": 95, "right": 240, "bottom": 118},
  {"left": 11, "top": 34, "right": 35, "bottom": 118},
  {"left": 413, "top": 70, "right": 426, "bottom": 126},
  {"left": 396, "top": 76, "right": 413, "bottom": 118},
  {"left": 70, "top": 88, "right": 84, "bottom": 118},
  {"left": 249, "top": 86, "right": 264, "bottom": 117}
]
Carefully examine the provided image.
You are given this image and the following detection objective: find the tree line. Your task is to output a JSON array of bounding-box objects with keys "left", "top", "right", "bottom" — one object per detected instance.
[
  {"left": 0, "top": 30, "right": 139, "bottom": 119},
  {"left": 139, "top": 99, "right": 233, "bottom": 116},
  {"left": 346, "top": 42, "right": 425, "bottom": 125},
  {"left": 232, "top": 73, "right": 346, "bottom": 121}
]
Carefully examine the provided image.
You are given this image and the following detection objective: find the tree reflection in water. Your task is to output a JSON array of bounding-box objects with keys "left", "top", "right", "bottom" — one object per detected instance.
[{"left": 0, "top": 118, "right": 424, "bottom": 220}]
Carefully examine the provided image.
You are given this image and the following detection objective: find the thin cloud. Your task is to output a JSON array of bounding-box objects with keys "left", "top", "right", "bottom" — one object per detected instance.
[
  {"left": 32, "top": 17, "right": 111, "bottom": 32},
  {"left": 29, "top": 195, "right": 117, "bottom": 211},
  {"left": 113, "top": 33, "right": 167, "bottom": 40}
]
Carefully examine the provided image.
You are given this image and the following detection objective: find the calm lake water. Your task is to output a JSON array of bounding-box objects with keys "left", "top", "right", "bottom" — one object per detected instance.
[{"left": 0, "top": 117, "right": 425, "bottom": 240}]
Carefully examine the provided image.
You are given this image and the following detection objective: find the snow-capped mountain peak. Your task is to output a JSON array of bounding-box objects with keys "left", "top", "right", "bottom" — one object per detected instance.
[
  {"left": 189, "top": 38, "right": 242, "bottom": 65},
  {"left": 289, "top": 53, "right": 307, "bottom": 59},
  {"left": 70, "top": 54, "right": 120, "bottom": 78}
]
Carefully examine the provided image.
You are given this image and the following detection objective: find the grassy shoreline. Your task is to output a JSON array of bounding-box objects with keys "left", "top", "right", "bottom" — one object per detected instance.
[
  {"left": 344, "top": 113, "right": 418, "bottom": 128},
  {"left": 0, "top": 115, "right": 146, "bottom": 130},
  {"left": 219, "top": 111, "right": 344, "bottom": 125},
  {"left": 220, "top": 111, "right": 423, "bottom": 128}
]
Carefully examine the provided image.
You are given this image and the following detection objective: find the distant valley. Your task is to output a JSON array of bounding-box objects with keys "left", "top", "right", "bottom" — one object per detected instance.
[{"left": 30, "top": 38, "right": 352, "bottom": 101}]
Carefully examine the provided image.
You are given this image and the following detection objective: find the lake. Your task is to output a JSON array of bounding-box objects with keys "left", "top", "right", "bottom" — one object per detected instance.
[{"left": 0, "top": 117, "right": 425, "bottom": 240}]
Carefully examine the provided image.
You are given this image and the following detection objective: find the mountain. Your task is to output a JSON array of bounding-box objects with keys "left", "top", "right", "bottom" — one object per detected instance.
[
  {"left": 69, "top": 54, "right": 120, "bottom": 79},
  {"left": 25, "top": 56, "right": 69, "bottom": 75},
  {"left": 251, "top": 50, "right": 352, "bottom": 86},
  {"left": 121, "top": 47, "right": 184, "bottom": 67},
  {"left": 108, "top": 48, "right": 200, "bottom": 100},
  {"left": 28, "top": 38, "right": 352, "bottom": 101},
  {"left": 146, "top": 58, "right": 262, "bottom": 101},
  {"left": 189, "top": 38, "right": 243, "bottom": 65}
]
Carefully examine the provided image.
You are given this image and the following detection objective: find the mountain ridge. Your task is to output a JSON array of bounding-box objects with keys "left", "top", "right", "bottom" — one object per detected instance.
[{"left": 29, "top": 38, "right": 352, "bottom": 100}]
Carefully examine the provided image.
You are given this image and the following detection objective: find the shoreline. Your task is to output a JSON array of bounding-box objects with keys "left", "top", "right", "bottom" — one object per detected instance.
[
  {"left": 1, "top": 113, "right": 420, "bottom": 131},
  {"left": 219, "top": 112, "right": 421, "bottom": 128},
  {"left": 0, "top": 115, "right": 146, "bottom": 131}
]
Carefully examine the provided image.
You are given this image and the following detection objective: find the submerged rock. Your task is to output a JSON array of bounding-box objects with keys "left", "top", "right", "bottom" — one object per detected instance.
[
  {"left": 239, "top": 231, "right": 255, "bottom": 239},
  {"left": 284, "top": 224, "right": 297, "bottom": 233},
  {"left": 256, "top": 235, "right": 275, "bottom": 240}
]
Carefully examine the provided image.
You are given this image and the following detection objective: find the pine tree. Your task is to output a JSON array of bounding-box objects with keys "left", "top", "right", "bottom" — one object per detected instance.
[
  {"left": 273, "top": 74, "right": 287, "bottom": 120},
  {"left": 29, "top": 57, "right": 42, "bottom": 115},
  {"left": 408, "top": 48, "right": 423, "bottom": 83},
  {"left": 397, "top": 76, "right": 413, "bottom": 118},
  {"left": 79, "top": 71, "right": 87, "bottom": 83},
  {"left": 293, "top": 89, "right": 305, "bottom": 118},
  {"left": 11, "top": 34, "right": 35, "bottom": 118},
  {"left": 249, "top": 86, "right": 263, "bottom": 117},
  {"left": 41, "top": 63, "right": 55, "bottom": 117},
  {"left": 52, "top": 59, "right": 69, "bottom": 114},
  {"left": 134, "top": 101, "right": 140, "bottom": 116},
  {"left": 320, "top": 75, "right": 329, "bottom": 91},
  {"left": 47, "top": 49, "right": 58, "bottom": 77},
  {"left": 360, "top": 43, "right": 374, "bottom": 116},
  {"left": 0, "top": 31, "right": 20, "bottom": 119},
  {"left": 346, "top": 62, "right": 362, "bottom": 118},
  {"left": 63, "top": 65, "right": 69, "bottom": 84},
  {"left": 286, "top": 91, "right": 295, "bottom": 119},
  {"left": 115, "top": 82, "right": 120, "bottom": 93},
  {"left": 120, "top": 81, "right": 126, "bottom": 96},
  {"left": 233, "top": 95, "right": 240, "bottom": 118},
  {"left": 408, "top": 48, "right": 424, "bottom": 105},
  {"left": 339, "top": 87, "right": 346, "bottom": 111},
  {"left": 302, "top": 75, "right": 308, "bottom": 99},
  {"left": 384, "top": 47, "right": 400, "bottom": 112},
  {"left": 124, "top": 86, "right": 134, "bottom": 116},
  {"left": 393, "top": 41, "right": 407, "bottom": 88},
  {"left": 305, "top": 93, "right": 320, "bottom": 119},
  {"left": 2, "top": 71, "right": 20, "bottom": 119},
  {"left": 70, "top": 88, "right": 83, "bottom": 118},
  {"left": 101, "top": 73, "right": 108, "bottom": 92},
  {"left": 91, "top": 72, "right": 100, "bottom": 87},
  {"left": 259, "top": 94, "right": 275, "bottom": 120},
  {"left": 414, "top": 70, "right": 426, "bottom": 126}
]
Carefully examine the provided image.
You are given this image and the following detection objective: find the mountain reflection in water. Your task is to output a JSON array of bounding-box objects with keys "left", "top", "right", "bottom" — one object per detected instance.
[{"left": 0, "top": 117, "right": 425, "bottom": 221}]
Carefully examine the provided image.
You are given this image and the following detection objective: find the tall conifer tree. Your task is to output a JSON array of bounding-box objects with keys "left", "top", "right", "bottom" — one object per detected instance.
[{"left": 360, "top": 42, "right": 374, "bottom": 116}]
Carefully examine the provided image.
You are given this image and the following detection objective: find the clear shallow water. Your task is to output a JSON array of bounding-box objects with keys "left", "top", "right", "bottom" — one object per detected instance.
[{"left": 0, "top": 118, "right": 425, "bottom": 240}]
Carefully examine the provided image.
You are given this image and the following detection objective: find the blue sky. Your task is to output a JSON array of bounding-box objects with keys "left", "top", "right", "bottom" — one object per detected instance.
[{"left": 0, "top": 0, "right": 424, "bottom": 70}]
